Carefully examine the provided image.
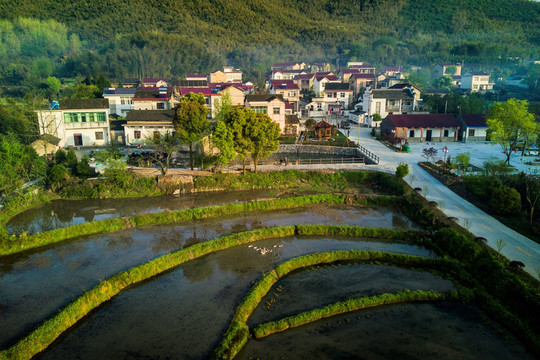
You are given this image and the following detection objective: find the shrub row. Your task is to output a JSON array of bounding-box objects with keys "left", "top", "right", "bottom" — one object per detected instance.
[
  {"left": 0, "top": 194, "right": 346, "bottom": 256},
  {"left": 212, "top": 250, "right": 460, "bottom": 360},
  {"left": 252, "top": 290, "right": 456, "bottom": 339},
  {"left": 0, "top": 226, "right": 295, "bottom": 360}
]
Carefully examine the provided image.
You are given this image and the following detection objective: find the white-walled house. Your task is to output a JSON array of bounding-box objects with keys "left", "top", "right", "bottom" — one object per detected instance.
[
  {"left": 380, "top": 114, "right": 461, "bottom": 143},
  {"left": 322, "top": 83, "right": 353, "bottom": 108},
  {"left": 313, "top": 74, "right": 338, "bottom": 96},
  {"left": 360, "top": 85, "right": 423, "bottom": 127},
  {"left": 103, "top": 88, "right": 136, "bottom": 117},
  {"left": 123, "top": 110, "right": 175, "bottom": 145},
  {"left": 36, "top": 99, "right": 110, "bottom": 147},
  {"left": 460, "top": 72, "right": 494, "bottom": 92},
  {"left": 458, "top": 114, "right": 488, "bottom": 142},
  {"left": 245, "top": 94, "right": 286, "bottom": 133}
]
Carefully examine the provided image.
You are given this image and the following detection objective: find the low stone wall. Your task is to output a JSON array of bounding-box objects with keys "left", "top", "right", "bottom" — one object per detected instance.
[{"left": 277, "top": 144, "right": 359, "bottom": 156}]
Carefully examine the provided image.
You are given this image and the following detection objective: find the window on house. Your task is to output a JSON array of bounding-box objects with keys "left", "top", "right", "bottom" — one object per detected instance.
[
  {"left": 409, "top": 130, "right": 414, "bottom": 138},
  {"left": 121, "top": 98, "right": 126, "bottom": 105},
  {"left": 273, "top": 107, "right": 280, "bottom": 114},
  {"left": 64, "top": 114, "right": 71, "bottom": 123},
  {"left": 473, "top": 85, "right": 478, "bottom": 90},
  {"left": 252, "top": 106, "right": 267, "bottom": 114},
  {"left": 134, "top": 131, "right": 141, "bottom": 139},
  {"left": 157, "top": 102, "right": 165, "bottom": 109},
  {"left": 340, "top": 93, "right": 346, "bottom": 98},
  {"left": 468, "top": 129, "right": 475, "bottom": 137},
  {"left": 97, "top": 113, "right": 106, "bottom": 122},
  {"left": 375, "top": 102, "right": 381, "bottom": 115},
  {"left": 444, "top": 129, "right": 449, "bottom": 137},
  {"left": 95, "top": 131, "right": 104, "bottom": 140}
]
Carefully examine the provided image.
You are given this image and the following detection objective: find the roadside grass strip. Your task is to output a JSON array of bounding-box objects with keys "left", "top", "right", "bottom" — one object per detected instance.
[
  {"left": 252, "top": 290, "right": 456, "bottom": 339},
  {"left": 0, "top": 226, "right": 426, "bottom": 360},
  {"left": 212, "top": 250, "right": 464, "bottom": 360},
  {"left": 0, "top": 193, "right": 364, "bottom": 256}
]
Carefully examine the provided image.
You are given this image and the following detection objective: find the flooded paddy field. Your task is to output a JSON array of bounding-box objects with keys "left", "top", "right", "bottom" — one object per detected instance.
[
  {"left": 37, "top": 239, "right": 440, "bottom": 360},
  {"left": 0, "top": 205, "right": 423, "bottom": 348},
  {"left": 240, "top": 303, "right": 534, "bottom": 360},
  {"left": 6, "top": 189, "right": 276, "bottom": 235}
]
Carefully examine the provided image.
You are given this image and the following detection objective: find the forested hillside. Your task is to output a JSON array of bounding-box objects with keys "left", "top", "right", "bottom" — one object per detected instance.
[{"left": 0, "top": 0, "right": 538, "bottom": 94}]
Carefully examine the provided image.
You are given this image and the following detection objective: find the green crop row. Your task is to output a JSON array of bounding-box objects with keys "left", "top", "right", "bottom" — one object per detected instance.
[{"left": 252, "top": 289, "right": 456, "bottom": 338}]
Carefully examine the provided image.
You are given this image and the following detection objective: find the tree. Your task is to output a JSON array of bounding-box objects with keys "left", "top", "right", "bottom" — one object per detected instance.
[
  {"left": 212, "top": 120, "right": 236, "bottom": 167},
  {"left": 45, "top": 76, "right": 61, "bottom": 98},
  {"left": 245, "top": 112, "right": 281, "bottom": 173},
  {"left": 432, "top": 75, "right": 453, "bottom": 89},
  {"left": 525, "top": 175, "right": 540, "bottom": 224},
  {"left": 70, "top": 83, "right": 101, "bottom": 99},
  {"left": 145, "top": 131, "right": 180, "bottom": 175},
  {"left": 395, "top": 163, "right": 409, "bottom": 178},
  {"left": 222, "top": 107, "right": 253, "bottom": 173},
  {"left": 213, "top": 91, "right": 233, "bottom": 121},
  {"left": 422, "top": 147, "right": 438, "bottom": 162},
  {"left": 0, "top": 133, "right": 47, "bottom": 194},
  {"left": 180, "top": 92, "right": 205, "bottom": 106},
  {"left": 486, "top": 99, "right": 538, "bottom": 164},
  {"left": 173, "top": 100, "right": 209, "bottom": 170},
  {"left": 455, "top": 152, "right": 471, "bottom": 168},
  {"left": 445, "top": 66, "right": 457, "bottom": 75}
]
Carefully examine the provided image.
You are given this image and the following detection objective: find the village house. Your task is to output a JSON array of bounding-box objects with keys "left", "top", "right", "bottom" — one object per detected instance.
[
  {"left": 185, "top": 73, "right": 208, "bottom": 81},
  {"left": 284, "top": 115, "right": 301, "bottom": 136},
  {"left": 360, "top": 85, "right": 423, "bottom": 127},
  {"left": 123, "top": 110, "right": 175, "bottom": 146},
  {"left": 209, "top": 66, "right": 243, "bottom": 83},
  {"left": 116, "top": 78, "right": 140, "bottom": 88},
  {"left": 322, "top": 83, "right": 353, "bottom": 108},
  {"left": 133, "top": 87, "right": 177, "bottom": 110},
  {"left": 102, "top": 88, "right": 136, "bottom": 117},
  {"left": 313, "top": 73, "right": 338, "bottom": 96},
  {"left": 460, "top": 72, "right": 494, "bottom": 92},
  {"left": 382, "top": 66, "right": 403, "bottom": 77},
  {"left": 348, "top": 64, "right": 375, "bottom": 74},
  {"left": 458, "top": 114, "right": 489, "bottom": 142},
  {"left": 271, "top": 69, "right": 306, "bottom": 80},
  {"left": 303, "top": 97, "right": 344, "bottom": 119},
  {"left": 245, "top": 94, "right": 286, "bottom": 133},
  {"left": 141, "top": 78, "right": 169, "bottom": 87},
  {"left": 36, "top": 99, "right": 110, "bottom": 148},
  {"left": 349, "top": 73, "right": 377, "bottom": 97},
  {"left": 311, "top": 62, "right": 331, "bottom": 73},
  {"left": 271, "top": 62, "right": 307, "bottom": 71},
  {"left": 433, "top": 63, "right": 462, "bottom": 78},
  {"left": 380, "top": 113, "right": 461, "bottom": 143},
  {"left": 294, "top": 73, "right": 316, "bottom": 92},
  {"left": 269, "top": 80, "right": 300, "bottom": 112}
]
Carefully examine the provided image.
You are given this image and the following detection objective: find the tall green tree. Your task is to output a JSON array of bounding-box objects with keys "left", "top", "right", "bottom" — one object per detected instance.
[
  {"left": 486, "top": 99, "right": 538, "bottom": 164},
  {"left": 173, "top": 100, "right": 209, "bottom": 170},
  {"left": 212, "top": 120, "right": 236, "bottom": 167},
  {"left": 245, "top": 112, "right": 281, "bottom": 173},
  {"left": 222, "top": 107, "right": 253, "bottom": 173}
]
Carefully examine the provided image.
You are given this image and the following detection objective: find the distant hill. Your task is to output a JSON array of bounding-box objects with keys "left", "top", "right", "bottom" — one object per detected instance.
[{"left": 0, "top": 0, "right": 538, "bottom": 88}]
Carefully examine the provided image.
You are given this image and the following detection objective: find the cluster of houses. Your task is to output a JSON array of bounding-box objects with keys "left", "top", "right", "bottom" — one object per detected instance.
[{"left": 35, "top": 61, "right": 492, "bottom": 153}]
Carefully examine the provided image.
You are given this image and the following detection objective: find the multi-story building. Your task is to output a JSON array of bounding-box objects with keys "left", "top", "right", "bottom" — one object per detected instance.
[
  {"left": 103, "top": 88, "right": 136, "bottom": 117},
  {"left": 133, "top": 87, "right": 176, "bottom": 110},
  {"left": 36, "top": 99, "right": 110, "bottom": 147},
  {"left": 245, "top": 94, "right": 286, "bottom": 132},
  {"left": 269, "top": 80, "right": 300, "bottom": 112},
  {"left": 123, "top": 110, "right": 175, "bottom": 145},
  {"left": 460, "top": 72, "right": 494, "bottom": 92}
]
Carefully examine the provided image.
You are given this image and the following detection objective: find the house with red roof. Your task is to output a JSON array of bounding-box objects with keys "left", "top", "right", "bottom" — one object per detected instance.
[
  {"left": 269, "top": 80, "right": 300, "bottom": 112},
  {"left": 271, "top": 69, "right": 306, "bottom": 80},
  {"left": 380, "top": 114, "right": 461, "bottom": 143},
  {"left": 349, "top": 73, "right": 377, "bottom": 96},
  {"left": 294, "top": 73, "right": 316, "bottom": 92},
  {"left": 313, "top": 73, "right": 338, "bottom": 96},
  {"left": 141, "top": 78, "right": 169, "bottom": 87},
  {"left": 313, "top": 120, "right": 334, "bottom": 141},
  {"left": 458, "top": 114, "right": 488, "bottom": 142}
]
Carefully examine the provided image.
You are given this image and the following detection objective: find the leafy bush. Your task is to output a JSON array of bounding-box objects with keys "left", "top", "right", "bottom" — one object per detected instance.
[
  {"left": 54, "top": 149, "right": 67, "bottom": 164},
  {"left": 47, "top": 164, "right": 67, "bottom": 184},
  {"left": 489, "top": 186, "right": 521, "bottom": 215},
  {"left": 395, "top": 163, "right": 409, "bottom": 178},
  {"left": 465, "top": 176, "right": 502, "bottom": 199},
  {"left": 76, "top": 156, "right": 91, "bottom": 178},
  {"left": 66, "top": 149, "right": 78, "bottom": 170}
]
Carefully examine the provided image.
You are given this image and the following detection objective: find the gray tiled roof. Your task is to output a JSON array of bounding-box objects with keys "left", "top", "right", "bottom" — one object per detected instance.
[{"left": 60, "top": 99, "right": 109, "bottom": 110}]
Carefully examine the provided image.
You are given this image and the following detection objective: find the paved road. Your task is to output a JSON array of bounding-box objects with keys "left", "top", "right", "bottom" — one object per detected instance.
[
  {"left": 345, "top": 125, "right": 540, "bottom": 278},
  {"left": 260, "top": 125, "right": 539, "bottom": 278}
]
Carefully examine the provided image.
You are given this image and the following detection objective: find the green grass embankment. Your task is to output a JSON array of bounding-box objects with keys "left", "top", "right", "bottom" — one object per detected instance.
[
  {"left": 0, "top": 194, "right": 350, "bottom": 256},
  {"left": 252, "top": 290, "right": 456, "bottom": 339},
  {"left": 212, "top": 249, "right": 463, "bottom": 360}
]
